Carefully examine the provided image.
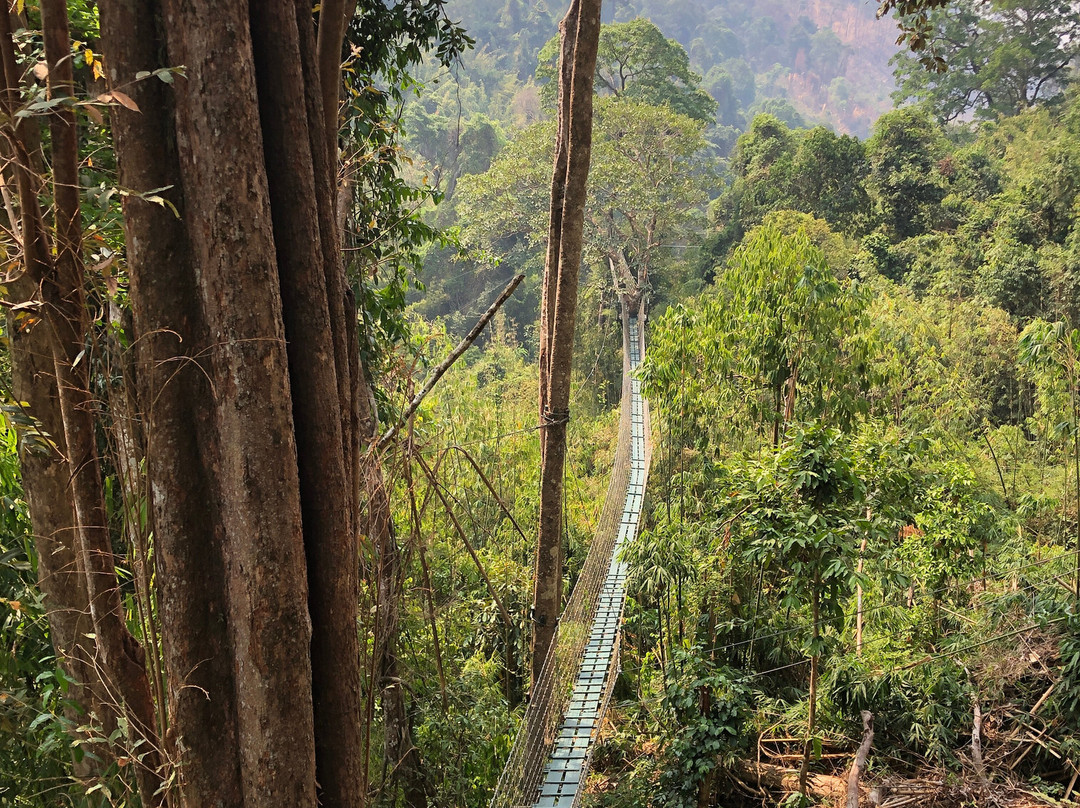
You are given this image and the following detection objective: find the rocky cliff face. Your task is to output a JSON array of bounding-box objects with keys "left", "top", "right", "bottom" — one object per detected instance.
[{"left": 799, "top": 0, "right": 901, "bottom": 134}]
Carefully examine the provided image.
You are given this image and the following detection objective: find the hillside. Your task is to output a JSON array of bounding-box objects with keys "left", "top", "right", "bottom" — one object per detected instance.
[{"left": 442, "top": 0, "right": 904, "bottom": 137}]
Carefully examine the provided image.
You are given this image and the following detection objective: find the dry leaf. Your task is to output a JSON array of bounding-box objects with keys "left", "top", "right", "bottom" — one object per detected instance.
[{"left": 109, "top": 90, "right": 140, "bottom": 112}]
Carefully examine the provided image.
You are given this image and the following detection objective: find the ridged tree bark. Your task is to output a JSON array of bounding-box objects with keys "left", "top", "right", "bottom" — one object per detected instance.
[
  {"left": 6, "top": 0, "right": 398, "bottom": 802},
  {"left": 99, "top": 0, "right": 366, "bottom": 805},
  {"left": 7, "top": 276, "right": 104, "bottom": 777},
  {"left": 248, "top": 3, "right": 363, "bottom": 804},
  {"left": 0, "top": 35, "right": 103, "bottom": 772},
  {"left": 98, "top": 2, "right": 244, "bottom": 805},
  {"left": 155, "top": 3, "right": 319, "bottom": 805},
  {"left": 531, "top": 0, "right": 603, "bottom": 687}
]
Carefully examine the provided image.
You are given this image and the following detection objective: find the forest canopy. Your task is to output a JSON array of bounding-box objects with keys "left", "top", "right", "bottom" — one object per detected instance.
[{"left": 3, "top": 1, "right": 1080, "bottom": 808}]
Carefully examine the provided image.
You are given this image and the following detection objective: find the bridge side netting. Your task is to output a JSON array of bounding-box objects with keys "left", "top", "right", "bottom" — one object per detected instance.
[{"left": 489, "top": 308, "right": 643, "bottom": 808}]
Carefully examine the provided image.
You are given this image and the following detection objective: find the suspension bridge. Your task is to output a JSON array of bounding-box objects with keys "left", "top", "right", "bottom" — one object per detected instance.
[{"left": 490, "top": 303, "right": 651, "bottom": 808}]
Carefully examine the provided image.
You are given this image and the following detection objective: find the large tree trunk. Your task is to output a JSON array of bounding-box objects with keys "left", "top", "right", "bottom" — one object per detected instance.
[
  {"left": 531, "top": 0, "right": 603, "bottom": 687},
  {"left": 156, "top": 2, "right": 321, "bottom": 805},
  {"left": 98, "top": 2, "right": 244, "bottom": 804},
  {"left": 248, "top": 4, "right": 363, "bottom": 804},
  {"left": 5, "top": 0, "right": 383, "bottom": 802},
  {"left": 100, "top": 1, "right": 367, "bottom": 804}
]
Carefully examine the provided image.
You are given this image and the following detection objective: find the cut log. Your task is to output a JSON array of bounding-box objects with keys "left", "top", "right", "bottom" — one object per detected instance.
[{"left": 738, "top": 761, "right": 847, "bottom": 802}]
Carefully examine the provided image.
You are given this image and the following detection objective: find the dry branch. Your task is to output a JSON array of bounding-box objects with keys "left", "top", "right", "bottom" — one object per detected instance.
[
  {"left": 379, "top": 272, "right": 524, "bottom": 448},
  {"left": 848, "top": 711, "right": 875, "bottom": 808}
]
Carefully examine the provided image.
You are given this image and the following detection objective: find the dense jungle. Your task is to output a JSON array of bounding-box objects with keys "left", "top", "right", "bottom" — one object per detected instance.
[{"left": 3, "top": 1, "right": 1080, "bottom": 808}]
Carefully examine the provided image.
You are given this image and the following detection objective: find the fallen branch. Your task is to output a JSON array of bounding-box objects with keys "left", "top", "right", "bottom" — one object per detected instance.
[
  {"left": 1064, "top": 766, "right": 1078, "bottom": 802},
  {"left": 1031, "top": 684, "right": 1056, "bottom": 716},
  {"left": 737, "top": 761, "right": 847, "bottom": 802}
]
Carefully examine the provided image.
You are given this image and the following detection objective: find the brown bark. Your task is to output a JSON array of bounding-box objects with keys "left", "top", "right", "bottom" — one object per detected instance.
[
  {"left": 0, "top": 8, "right": 106, "bottom": 781},
  {"left": 6, "top": 3, "right": 165, "bottom": 800},
  {"left": 158, "top": 2, "right": 319, "bottom": 804},
  {"left": 6, "top": 289, "right": 104, "bottom": 775},
  {"left": 316, "top": 0, "right": 349, "bottom": 161},
  {"left": 98, "top": 1, "right": 244, "bottom": 804},
  {"left": 108, "top": 388, "right": 167, "bottom": 740},
  {"left": 532, "top": 0, "right": 603, "bottom": 687},
  {"left": 738, "top": 761, "right": 847, "bottom": 801},
  {"left": 1, "top": 0, "right": 382, "bottom": 805},
  {"left": 537, "top": 4, "right": 577, "bottom": 426},
  {"left": 248, "top": 4, "right": 363, "bottom": 805}
]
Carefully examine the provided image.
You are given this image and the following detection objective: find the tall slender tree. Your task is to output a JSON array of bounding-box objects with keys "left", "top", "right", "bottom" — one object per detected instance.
[
  {"left": 532, "top": 0, "right": 604, "bottom": 685},
  {"left": 0, "top": 3, "right": 164, "bottom": 800}
]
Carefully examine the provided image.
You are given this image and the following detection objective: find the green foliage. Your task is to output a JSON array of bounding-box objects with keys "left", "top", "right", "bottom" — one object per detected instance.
[
  {"left": 413, "top": 656, "right": 518, "bottom": 808},
  {"left": 892, "top": 0, "right": 1080, "bottom": 121},
  {"left": 828, "top": 656, "right": 972, "bottom": 763},
  {"left": 905, "top": 462, "right": 996, "bottom": 598},
  {"left": 643, "top": 224, "right": 874, "bottom": 452},
  {"left": 730, "top": 425, "right": 867, "bottom": 648},
  {"left": 342, "top": 1, "right": 472, "bottom": 380},
  {"left": 1019, "top": 318, "right": 1080, "bottom": 444},
  {"left": 1054, "top": 611, "right": 1080, "bottom": 721},
  {"left": 455, "top": 95, "right": 713, "bottom": 322},
  {"left": 707, "top": 115, "right": 871, "bottom": 262},
  {"left": 537, "top": 19, "right": 718, "bottom": 124},
  {"left": 623, "top": 520, "right": 692, "bottom": 611},
  {"left": 864, "top": 107, "right": 950, "bottom": 240},
  {"left": 657, "top": 655, "right": 751, "bottom": 808}
]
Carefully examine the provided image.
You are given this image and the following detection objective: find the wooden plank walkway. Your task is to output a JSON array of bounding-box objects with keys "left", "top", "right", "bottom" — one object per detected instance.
[{"left": 533, "top": 317, "right": 648, "bottom": 808}]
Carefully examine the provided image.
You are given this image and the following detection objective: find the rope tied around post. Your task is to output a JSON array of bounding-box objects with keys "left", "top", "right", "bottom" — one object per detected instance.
[{"left": 541, "top": 406, "right": 570, "bottom": 427}]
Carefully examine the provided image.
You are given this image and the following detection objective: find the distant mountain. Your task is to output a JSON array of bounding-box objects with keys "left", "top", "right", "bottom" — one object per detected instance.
[
  {"left": 608, "top": 0, "right": 903, "bottom": 136},
  {"left": 443, "top": 0, "right": 904, "bottom": 138}
]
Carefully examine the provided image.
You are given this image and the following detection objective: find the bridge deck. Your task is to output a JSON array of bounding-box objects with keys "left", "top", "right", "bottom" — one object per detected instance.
[{"left": 533, "top": 318, "right": 647, "bottom": 808}]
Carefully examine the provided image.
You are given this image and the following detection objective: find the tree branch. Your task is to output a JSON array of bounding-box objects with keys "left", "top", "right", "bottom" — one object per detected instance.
[{"left": 378, "top": 272, "right": 524, "bottom": 448}]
